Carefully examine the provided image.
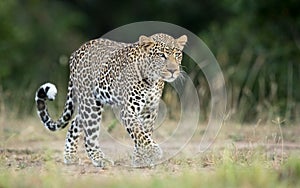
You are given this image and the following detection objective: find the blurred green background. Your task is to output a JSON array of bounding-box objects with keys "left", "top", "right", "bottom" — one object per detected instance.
[{"left": 0, "top": 0, "right": 299, "bottom": 123}]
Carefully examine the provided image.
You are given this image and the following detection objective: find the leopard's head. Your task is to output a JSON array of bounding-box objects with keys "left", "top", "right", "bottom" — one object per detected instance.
[{"left": 139, "top": 33, "right": 187, "bottom": 82}]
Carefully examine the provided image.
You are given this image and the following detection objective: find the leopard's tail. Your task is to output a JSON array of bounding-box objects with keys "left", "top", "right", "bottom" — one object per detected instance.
[{"left": 35, "top": 80, "right": 75, "bottom": 131}]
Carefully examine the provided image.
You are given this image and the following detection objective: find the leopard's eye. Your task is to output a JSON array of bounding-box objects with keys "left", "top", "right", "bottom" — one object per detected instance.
[
  {"left": 174, "top": 52, "right": 182, "bottom": 58},
  {"left": 158, "top": 53, "right": 167, "bottom": 59}
]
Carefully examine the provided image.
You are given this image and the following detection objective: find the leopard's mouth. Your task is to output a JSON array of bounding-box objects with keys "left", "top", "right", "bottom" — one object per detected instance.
[{"left": 160, "top": 70, "right": 180, "bottom": 82}]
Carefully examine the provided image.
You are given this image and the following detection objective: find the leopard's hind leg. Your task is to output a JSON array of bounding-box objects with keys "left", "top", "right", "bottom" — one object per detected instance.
[
  {"left": 64, "top": 115, "right": 83, "bottom": 164},
  {"left": 80, "top": 99, "right": 113, "bottom": 167}
]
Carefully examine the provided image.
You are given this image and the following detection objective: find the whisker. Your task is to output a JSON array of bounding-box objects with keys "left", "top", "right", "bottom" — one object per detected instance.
[
  {"left": 172, "top": 71, "right": 187, "bottom": 88},
  {"left": 179, "top": 64, "right": 187, "bottom": 72}
]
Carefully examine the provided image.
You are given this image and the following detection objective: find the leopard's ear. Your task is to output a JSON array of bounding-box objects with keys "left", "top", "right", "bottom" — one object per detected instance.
[
  {"left": 176, "top": 35, "right": 188, "bottom": 50},
  {"left": 139, "top": 35, "right": 154, "bottom": 50}
]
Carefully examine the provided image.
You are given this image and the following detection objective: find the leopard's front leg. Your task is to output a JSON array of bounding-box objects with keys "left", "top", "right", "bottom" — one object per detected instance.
[
  {"left": 121, "top": 107, "right": 162, "bottom": 168},
  {"left": 138, "top": 80, "right": 163, "bottom": 137},
  {"left": 132, "top": 129, "right": 162, "bottom": 167}
]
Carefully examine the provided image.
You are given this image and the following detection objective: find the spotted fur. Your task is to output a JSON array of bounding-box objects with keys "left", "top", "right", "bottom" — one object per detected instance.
[{"left": 35, "top": 33, "right": 187, "bottom": 167}]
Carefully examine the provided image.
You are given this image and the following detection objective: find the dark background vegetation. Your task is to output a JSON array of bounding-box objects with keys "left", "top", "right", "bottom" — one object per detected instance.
[{"left": 0, "top": 0, "right": 299, "bottom": 123}]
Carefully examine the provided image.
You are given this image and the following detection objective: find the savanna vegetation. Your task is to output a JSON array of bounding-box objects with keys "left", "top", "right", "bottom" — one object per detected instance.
[{"left": 1, "top": 0, "right": 299, "bottom": 123}]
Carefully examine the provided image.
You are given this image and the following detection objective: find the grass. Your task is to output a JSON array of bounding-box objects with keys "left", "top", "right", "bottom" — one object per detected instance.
[
  {"left": 1, "top": 153, "right": 300, "bottom": 188},
  {"left": 0, "top": 116, "right": 300, "bottom": 187}
]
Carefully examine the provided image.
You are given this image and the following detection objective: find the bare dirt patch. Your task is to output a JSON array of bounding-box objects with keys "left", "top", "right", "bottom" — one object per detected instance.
[{"left": 1, "top": 117, "right": 300, "bottom": 179}]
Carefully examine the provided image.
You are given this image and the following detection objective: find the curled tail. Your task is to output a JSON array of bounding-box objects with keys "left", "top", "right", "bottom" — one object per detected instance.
[{"left": 35, "top": 81, "right": 75, "bottom": 131}]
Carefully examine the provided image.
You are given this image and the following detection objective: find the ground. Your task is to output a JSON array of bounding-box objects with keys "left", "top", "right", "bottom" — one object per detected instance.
[{"left": 1, "top": 115, "right": 300, "bottom": 187}]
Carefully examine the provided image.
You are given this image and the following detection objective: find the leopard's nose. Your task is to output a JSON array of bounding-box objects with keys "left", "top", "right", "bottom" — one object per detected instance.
[{"left": 167, "top": 68, "right": 177, "bottom": 75}]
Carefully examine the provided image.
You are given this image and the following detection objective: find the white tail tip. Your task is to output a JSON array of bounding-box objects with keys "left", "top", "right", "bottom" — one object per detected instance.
[{"left": 42, "top": 83, "right": 57, "bottom": 100}]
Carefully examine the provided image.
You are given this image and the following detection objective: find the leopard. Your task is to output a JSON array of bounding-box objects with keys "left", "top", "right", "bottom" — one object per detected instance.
[{"left": 35, "top": 33, "right": 187, "bottom": 167}]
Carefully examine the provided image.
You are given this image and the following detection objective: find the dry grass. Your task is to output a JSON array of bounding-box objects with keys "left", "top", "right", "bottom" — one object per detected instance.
[{"left": 1, "top": 116, "right": 300, "bottom": 187}]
